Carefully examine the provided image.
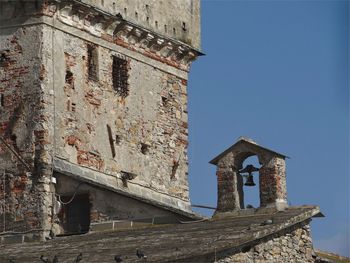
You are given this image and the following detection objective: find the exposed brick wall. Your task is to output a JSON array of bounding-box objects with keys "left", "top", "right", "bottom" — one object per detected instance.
[
  {"left": 52, "top": 29, "right": 190, "bottom": 201},
  {"left": 259, "top": 156, "right": 287, "bottom": 208},
  {"left": 0, "top": 25, "right": 52, "bottom": 236},
  {"left": 0, "top": 0, "right": 197, "bottom": 240},
  {"left": 213, "top": 140, "right": 288, "bottom": 213}
]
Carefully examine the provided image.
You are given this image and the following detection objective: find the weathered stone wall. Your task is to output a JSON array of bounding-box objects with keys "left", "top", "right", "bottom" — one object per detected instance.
[
  {"left": 48, "top": 26, "right": 190, "bottom": 203},
  {"left": 80, "top": 0, "right": 201, "bottom": 49},
  {"left": 0, "top": 0, "right": 198, "bottom": 240},
  {"left": 0, "top": 23, "right": 52, "bottom": 236},
  {"left": 217, "top": 223, "right": 315, "bottom": 263},
  {"left": 216, "top": 152, "right": 243, "bottom": 212}
]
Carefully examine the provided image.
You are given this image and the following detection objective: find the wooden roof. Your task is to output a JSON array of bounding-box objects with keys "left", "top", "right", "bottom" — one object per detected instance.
[{"left": 0, "top": 206, "right": 322, "bottom": 263}]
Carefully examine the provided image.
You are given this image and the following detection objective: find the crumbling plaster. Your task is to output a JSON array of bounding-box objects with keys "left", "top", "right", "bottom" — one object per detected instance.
[
  {"left": 0, "top": 0, "right": 198, "bottom": 238},
  {"left": 49, "top": 25, "right": 190, "bottom": 200},
  {"left": 0, "top": 24, "right": 53, "bottom": 235}
]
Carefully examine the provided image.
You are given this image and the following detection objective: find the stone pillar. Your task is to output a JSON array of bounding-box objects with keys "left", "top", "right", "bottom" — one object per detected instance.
[
  {"left": 215, "top": 156, "right": 241, "bottom": 213},
  {"left": 259, "top": 156, "right": 288, "bottom": 210}
]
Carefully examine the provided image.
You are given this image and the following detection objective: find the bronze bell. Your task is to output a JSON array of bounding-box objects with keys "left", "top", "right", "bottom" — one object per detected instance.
[{"left": 244, "top": 173, "right": 256, "bottom": 186}]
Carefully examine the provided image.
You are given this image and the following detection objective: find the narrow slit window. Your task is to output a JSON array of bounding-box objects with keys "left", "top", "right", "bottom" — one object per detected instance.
[
  {"left": 0, "top": 94, "right": 4, "bottom": 107},
  {"left": 87, "top": 44, "right": 98, "bottom": 80},
  {"left": 182, "top": 22, "right": 187, "bottom": 32},
  {"left": 112, "top": 56, "right": 129, "bottom": 97}
]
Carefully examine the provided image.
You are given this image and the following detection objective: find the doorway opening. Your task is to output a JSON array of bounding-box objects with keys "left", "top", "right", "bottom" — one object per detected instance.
[{"left": 61, "top": 194, "right": 91, "bottom": 235}]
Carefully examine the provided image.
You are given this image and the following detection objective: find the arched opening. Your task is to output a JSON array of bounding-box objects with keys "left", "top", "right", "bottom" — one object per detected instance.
[{"left": 240, "top": 155, "right": 261, "bottom": 209}]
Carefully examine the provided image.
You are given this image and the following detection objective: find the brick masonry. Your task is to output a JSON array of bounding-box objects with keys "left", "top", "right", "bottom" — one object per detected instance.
[
  {"left": 0, "top": 24, "right": 52, "bottom": 236},
  {"left": 211, "top": 138, "right": 288, "bottom": 213},
  {"left": 0, "top": 0, "right": 200, "bottom": 239}
]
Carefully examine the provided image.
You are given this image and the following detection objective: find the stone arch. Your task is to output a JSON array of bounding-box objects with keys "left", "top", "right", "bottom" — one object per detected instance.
[{"left": 210, "top": 138, "right": 288, "bottom": 213}]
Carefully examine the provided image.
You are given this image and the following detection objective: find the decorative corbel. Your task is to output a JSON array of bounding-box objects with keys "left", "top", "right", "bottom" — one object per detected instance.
[
  {"left": 149, "top": 38, "right": 165, "bottom": 52},
  {"left": 115, "top": 24, "right": 133, "bottom": 41},
  {"left": 173, "top": 46, "right": 187, "bottom": 61},
  {"left": 139, "top": 33, "right": 155, "bottom": 49},
  {"left": 59, "top": 4, "right": 73, "bottom": 18},
  {"left": 180, "top": 51, "right": 196, "bottom": 66},
  {"left": 159, "top": 42, "right": 173, "bottom": 58},
  {"left": 104, "top": 19, "right": 122, "bottom": 36},
  {"left": 127, "top": 28, "right": 143, "bottom": 45}
]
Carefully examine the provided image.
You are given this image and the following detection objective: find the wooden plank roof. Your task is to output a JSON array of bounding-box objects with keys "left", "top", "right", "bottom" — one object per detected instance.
[{"left": 0, "top": 206, "right": 322, "bottom": 263}]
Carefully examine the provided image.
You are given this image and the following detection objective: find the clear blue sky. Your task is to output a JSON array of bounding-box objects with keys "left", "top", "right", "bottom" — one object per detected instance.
[{"left": 188, "top": 0, "right": 349, "bottom": 257}]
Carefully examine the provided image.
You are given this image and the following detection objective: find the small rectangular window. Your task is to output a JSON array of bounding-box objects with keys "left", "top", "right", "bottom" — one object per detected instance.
[
  {"left": 87, "top": 44, "right": 98, "bottom": 80},
  {"left": 112, "top": 56, "right": 129, "bottom": 97}
]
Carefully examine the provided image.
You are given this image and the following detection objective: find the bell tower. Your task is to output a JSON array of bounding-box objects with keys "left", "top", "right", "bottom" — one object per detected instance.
[{"left": 210, "top": 137, "right": 288, "bottom": 213}]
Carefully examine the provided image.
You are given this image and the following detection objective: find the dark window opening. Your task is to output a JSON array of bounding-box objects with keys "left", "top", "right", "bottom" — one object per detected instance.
[
  {"left": 65, "top": 70, "right": 74, "bottom": 86},
  {"left": 141, "top": 143, "right": 150, "bottom": 155},
  {"left": 164, "top": 25, "right": 167, "bottom": 33},
  {"left": 155, "top": 21, "right": 158, "bottom": 28},
  {"left": 112, "top": 56, "right": 129, "bottom": 97},
  {"left": 0, "top": 94, "right": 4, "bottom": 107},
  {"left": 146, "top": 16, "right": 150, "bottom": 24},
  {"left": 87, "top": 44, "right": 98, "bottom": 80},
  {"left": 173, "top": 28, "right": 176, "bottom": 36},
  {"left": 61, "top": 194, "right": 91, "bottom": 235},
  {"left": 135, "top": 12, "right": 138, "bottom": 19}
]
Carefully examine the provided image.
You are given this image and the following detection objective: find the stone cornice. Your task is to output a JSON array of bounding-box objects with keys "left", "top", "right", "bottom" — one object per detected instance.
[{"left": 50, "top": 0, "right": 203, "bottom": 70}]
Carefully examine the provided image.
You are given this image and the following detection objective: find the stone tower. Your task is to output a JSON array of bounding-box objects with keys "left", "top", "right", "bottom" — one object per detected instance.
[{"left": 0, "top": 0, "right": 201, "bottom": 241}]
